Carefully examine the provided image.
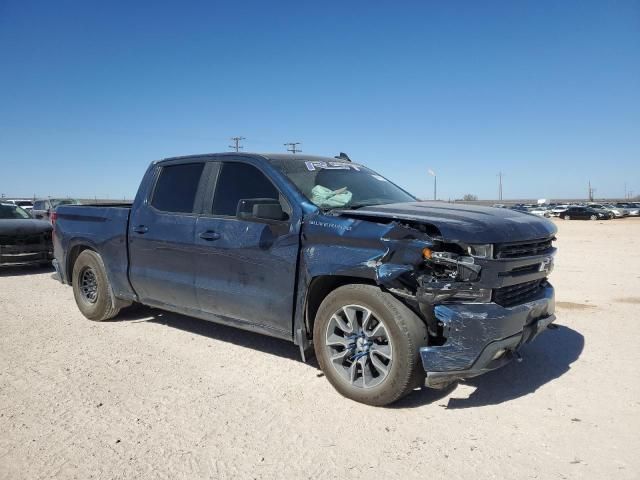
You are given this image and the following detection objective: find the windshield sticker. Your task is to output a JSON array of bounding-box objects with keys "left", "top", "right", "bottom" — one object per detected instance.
[
  {"left": 371, "top": 174, "right": 388, "bottom": 182},
  {"left": 305, "top": 161, "right": 362, "bottom": 172}
]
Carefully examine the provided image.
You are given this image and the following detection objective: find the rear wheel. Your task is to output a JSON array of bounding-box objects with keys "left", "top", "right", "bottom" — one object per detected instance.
[
  {"left": 72, "top": 250, "right": 121, "bottom": 321},
  {"left": 564, "top": 214, "right": 571, "bottom": 220},
  {"left": 313, "top": 284, "right": 427, "bottom": 406},
  {"left": 590, "top": 215, "right": 598, "bottom": 221}
]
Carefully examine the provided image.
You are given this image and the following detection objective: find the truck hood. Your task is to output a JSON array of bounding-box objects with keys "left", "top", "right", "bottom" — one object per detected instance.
[
  {"left": 0, "top": 219, "right": 52, "bottom": 236},
  {"left": 338, "top": 202, "right": 557, "bottom": 244}
]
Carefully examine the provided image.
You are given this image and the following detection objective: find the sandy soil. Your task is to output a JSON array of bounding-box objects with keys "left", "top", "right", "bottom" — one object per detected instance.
[{"left": 1, "top": 218, "right": 639, "bottom": 479}]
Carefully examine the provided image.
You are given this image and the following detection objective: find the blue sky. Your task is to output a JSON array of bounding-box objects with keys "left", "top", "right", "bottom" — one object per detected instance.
[{"left": 1, "top": 0, "right": 638, "bottom": 200}]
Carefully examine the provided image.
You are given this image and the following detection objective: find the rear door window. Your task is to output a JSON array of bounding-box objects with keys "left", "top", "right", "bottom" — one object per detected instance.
[{"left": 151, "top": 163, "right": 205, "bottom": 213}]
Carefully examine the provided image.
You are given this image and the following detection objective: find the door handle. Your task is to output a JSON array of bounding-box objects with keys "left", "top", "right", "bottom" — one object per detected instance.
[
  {"left": 199, "top": 231, "right": 221, "bottom": 241},
  {"left": 133, "top": 225, "right": 149, "bottom": 234}
]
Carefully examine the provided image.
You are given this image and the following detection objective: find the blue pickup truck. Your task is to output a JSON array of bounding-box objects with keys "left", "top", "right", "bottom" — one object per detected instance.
[{"left": 53, "top": 153, "right": 557, "bottom": 405}]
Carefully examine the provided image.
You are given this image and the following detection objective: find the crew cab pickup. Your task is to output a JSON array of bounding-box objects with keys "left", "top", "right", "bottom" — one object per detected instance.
[{"left": 53, "top": 153, "right": 557, "bottom": 406}]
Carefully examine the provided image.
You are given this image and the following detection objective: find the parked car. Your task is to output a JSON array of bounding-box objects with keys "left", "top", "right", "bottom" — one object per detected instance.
[
  {"left": 508, "top": 205, "right": 529, "bottom": 213},
  {"left": 599, "top": 204, "right": 626, "bottom": 218},
  {"left": 528, "top": 207, "right": 550, "bottom": 217},
  {"left": 614, "top": 203, "right": 639, "bottom": 216},
  {"left": 32, "top": 198, "right": 80, "bottom": 221},
  {"left": 0, "top": 203, "right": 53, "bottom": 266},
  {"left": 53, "top": 153, "right": 558, "bottom": 406},
  {"left": 549, "top": 205, "right": 570, "bottom": 217},
  {"left": 587, "top": 203, "right": 622, "bottom": 218},
  {"left": 4, "top": 199, "right": 34, "bottom": 213},
  {"left": 561, "top": 206, "right": 611, "bottom": 220}
]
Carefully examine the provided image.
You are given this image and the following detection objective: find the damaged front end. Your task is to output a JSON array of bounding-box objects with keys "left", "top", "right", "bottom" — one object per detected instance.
[
  {"left": 414, "top": 236, "right": 557, "bottom": 387},
  {"left": 316, "top": 209, "right": 558, "bottom": 388}
]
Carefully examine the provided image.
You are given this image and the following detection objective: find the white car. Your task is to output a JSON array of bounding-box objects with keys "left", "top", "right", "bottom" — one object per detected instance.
[
  {"left": 550, "top": 205, "right": 570, "bottom": 217},
  {"left": 3, "top": 199, "right": 33, "bottom": 213},
  {"left": 528, "top": 207, "right": 550, "bottom": 217}
]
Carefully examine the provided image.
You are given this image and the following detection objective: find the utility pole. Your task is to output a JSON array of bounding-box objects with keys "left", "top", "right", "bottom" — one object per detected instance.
[
  {"left": 588, "top": 180, "right": 594, "bottom": 201},
  {"left": 497, "top": 172, "right": 503, "bottom": 201},
  {"left": 229, "top": 136, "right": 245, "bottom": 152},
  {"left": 284, "top": 142, "right": 302, "bottom": 154},
  {"left": 428, "top": 169, "right": 436, "bottom": 200},
  {"left": 624, "top": 182, "right": 627, "bottom": 199}
]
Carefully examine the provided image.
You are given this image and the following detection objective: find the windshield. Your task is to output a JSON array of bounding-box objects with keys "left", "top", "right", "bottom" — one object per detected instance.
[
  {"left": 270, "top": 158, "right": 415, "bottom": 209},
  {"left": 0, "top": 204, "right": 31, "bottom": 219}
]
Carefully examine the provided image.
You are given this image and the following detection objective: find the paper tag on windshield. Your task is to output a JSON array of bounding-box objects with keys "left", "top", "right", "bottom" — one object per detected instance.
[{"left": 305, "top": 161, "right": 361, "bottom": 172}]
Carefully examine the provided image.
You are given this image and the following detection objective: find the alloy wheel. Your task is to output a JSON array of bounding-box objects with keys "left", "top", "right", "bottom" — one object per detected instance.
[{"left": 324, "top": 304, "right": 393, "bottom": 389}]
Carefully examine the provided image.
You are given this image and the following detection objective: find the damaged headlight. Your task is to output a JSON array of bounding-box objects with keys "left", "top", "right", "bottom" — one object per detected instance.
[
  {"left": 424, "top": 249, "right": 482, "bottom": 283},
  {"left": 466, "top": 244, "right": 493, "bottom": 259}
]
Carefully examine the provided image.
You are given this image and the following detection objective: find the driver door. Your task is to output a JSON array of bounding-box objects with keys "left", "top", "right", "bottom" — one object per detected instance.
[{"left": 193, "top": 160, "right": 299, "bottom": 339}]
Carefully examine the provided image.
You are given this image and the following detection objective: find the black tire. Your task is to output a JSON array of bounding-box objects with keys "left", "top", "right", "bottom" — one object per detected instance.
[
  {"left": 313, "top": 284, "right": 427, "bottom": 406},
  {"left": 72, "top": 250, "right": 121, "bottom": 321},
  {"left": 564, "top": 214, "right": 570, "bottom": 220}
]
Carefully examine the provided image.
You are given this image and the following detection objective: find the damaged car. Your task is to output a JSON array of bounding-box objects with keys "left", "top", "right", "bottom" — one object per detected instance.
[
  {"left": 0, "top": 203, "right": 53, "bottom": 267},
  {"left": 52, "top": 153, "right": 557, "bottom": 406}
]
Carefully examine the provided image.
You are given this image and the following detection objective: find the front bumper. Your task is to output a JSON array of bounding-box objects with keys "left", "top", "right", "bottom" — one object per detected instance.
[{"left": 420, "top": 284, "right": 555, "bottom": 387}]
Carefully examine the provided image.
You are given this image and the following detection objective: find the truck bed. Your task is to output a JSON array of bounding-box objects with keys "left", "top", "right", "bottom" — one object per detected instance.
[{"left": 53, "top": 204, "right": 135, "bottom": 301}]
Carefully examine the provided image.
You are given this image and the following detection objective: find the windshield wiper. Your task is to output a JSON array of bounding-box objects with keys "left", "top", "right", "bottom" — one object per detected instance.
[{"left": 345, "top": 203, "right": 376, "bottom": 210}]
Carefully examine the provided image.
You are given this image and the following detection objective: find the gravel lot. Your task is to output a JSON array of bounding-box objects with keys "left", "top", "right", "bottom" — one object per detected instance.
[{"left": 1, "top": 218, "right": 639, "bottom": 479}]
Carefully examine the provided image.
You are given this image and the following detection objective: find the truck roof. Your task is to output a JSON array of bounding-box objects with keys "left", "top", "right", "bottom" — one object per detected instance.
[{"left": 157, "top": 152, "right": 349, "bottom": 165}]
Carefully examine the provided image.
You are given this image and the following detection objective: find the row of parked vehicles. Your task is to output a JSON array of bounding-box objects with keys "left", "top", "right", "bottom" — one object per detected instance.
[
  {"left": 1, "top": 198, "right": 81, "bottom": 221},
  {"left": 493, "top": 202, "right": 640, "bottom": 220},
  {"left": 549, "top": 202, "right": 639, "bottom": 220},
  {"left": 0, "top": 198, "right": 80, "bottom": 267}
]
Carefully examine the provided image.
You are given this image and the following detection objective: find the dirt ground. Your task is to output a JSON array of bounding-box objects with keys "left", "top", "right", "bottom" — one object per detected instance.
[{"left": 1, "top": 218, "right": 639, "bottom": 479}]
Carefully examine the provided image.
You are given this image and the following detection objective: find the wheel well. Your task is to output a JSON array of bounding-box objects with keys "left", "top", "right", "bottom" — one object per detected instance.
[
  {"left": 305, "top": 275, "right": 376, "bottom": 337},
  {"left": 67, "top": 245, "right": 95, "bottom": 284}
]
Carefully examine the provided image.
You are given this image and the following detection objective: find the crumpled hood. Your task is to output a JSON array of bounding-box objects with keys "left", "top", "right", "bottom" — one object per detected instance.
[
  {"left": 0, "top": 219, "right": 52, "bottom": 236},
  {"left": 338, "top": 202, "right": 557, "bottom": 244}
]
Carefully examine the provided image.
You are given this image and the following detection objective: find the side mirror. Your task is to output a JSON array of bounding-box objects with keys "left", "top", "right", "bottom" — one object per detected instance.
[
  {"left": 253, "top": 203, "right": 285, "bottom": 221},
  {"left": 237, "top": 198, "right": 287, "bottom": 221}
]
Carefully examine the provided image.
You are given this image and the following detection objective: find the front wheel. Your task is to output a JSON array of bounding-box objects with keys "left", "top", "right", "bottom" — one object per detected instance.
[
  {"left": 72, "top": 250, "right": 122, "bottom": 321},
  {"left": 564, "top": 214, "right": 571, "bottom": 220},
  {"left": 313, "top": 284, "right": 427, "bottom": 406}
]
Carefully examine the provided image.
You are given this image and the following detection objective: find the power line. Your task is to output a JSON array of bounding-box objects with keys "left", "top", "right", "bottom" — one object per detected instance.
[
  {"left": 229, "top": 136, "right": 245, "bottom": 152},
  {"left": 284, "top": 142, "right": 302, "bottom": 154}
]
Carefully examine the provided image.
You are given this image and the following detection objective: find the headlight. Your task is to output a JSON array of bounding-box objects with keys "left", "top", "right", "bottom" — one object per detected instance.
[{"left": 467, "top": 244, "right": 493, "bottom": 259}]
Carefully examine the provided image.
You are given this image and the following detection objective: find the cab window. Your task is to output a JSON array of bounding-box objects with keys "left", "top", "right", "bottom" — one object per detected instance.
[{"left": 151, "top": 163, "right": 204, "bottom": 213}]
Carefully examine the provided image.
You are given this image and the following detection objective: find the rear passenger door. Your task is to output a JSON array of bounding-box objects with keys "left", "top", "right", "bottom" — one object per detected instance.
[
  {"left": 128, "top": 161, "right": 208, "bottom": 311},
  {"left": 193, "top": 160, "right": 299, "bottom": 339}
]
